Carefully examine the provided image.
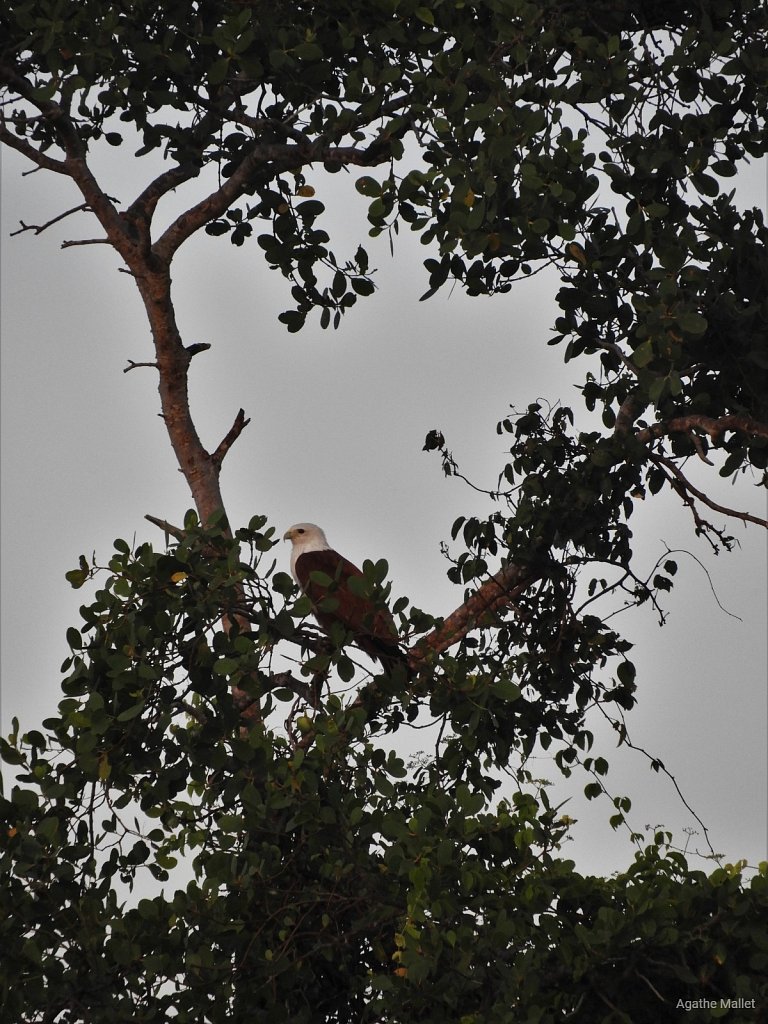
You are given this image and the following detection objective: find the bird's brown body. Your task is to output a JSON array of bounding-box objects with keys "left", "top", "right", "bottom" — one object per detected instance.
[{"left": 284, "top": 523, "right": 407, "bottom": 673}]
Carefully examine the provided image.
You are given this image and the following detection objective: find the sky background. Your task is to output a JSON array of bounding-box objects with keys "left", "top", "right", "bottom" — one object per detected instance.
[{"left": 1, "top": 125, "right": 766, "bottom": 879}]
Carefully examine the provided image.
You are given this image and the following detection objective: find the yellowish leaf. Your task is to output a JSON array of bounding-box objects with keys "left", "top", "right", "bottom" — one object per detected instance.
[{"left": 566, "top": 242, "right": 588, "bottom": 266}]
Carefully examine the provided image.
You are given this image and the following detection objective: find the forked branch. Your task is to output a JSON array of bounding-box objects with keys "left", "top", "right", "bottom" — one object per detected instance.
[
  {"left": 649, "top": 452, "right": 768, "bottom": 531},
  {"left": 0, "top": 115, "right": 69, "bottom": 174}
]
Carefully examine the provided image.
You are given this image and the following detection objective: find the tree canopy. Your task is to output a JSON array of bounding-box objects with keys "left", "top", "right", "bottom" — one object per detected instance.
[{"left": 1, "top": 1, "right": 767, "bottom": 1021}]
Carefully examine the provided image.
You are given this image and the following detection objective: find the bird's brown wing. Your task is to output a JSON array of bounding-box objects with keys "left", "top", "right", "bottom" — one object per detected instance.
[{"left": 295, "top": 549, "right": 405, "bottom": 668}]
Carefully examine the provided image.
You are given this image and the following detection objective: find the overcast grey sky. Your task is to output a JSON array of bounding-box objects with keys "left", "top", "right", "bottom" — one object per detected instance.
[{"left": 1, "top": 132, "right": 766, "bottom": 878}]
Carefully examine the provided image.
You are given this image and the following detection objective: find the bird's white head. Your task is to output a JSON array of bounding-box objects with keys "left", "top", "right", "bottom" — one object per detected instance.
[{"left": 283, "top": 523, "right": 331, "bottom": 579}]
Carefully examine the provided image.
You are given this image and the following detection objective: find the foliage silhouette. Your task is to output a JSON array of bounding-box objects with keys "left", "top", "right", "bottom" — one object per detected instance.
[{"left": 2, "top": 1, "right": 767, "bottom": 1020}]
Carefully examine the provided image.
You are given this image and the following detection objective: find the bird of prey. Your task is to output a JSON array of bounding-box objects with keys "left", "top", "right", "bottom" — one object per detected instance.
[{"left": 283, "top": 522, "right": 407, "bottom": 674}]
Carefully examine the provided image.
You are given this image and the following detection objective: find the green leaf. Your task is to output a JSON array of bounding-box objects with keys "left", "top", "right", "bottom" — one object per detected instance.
[
  {"left": 617, "top": 661, "right": 636, "bottom": 686},
  {"left": 676, "top": 310, "right": 708, "bottom": 335},
  {"left": 351, "top": 277, "right": 374, "bottom": 296},
  {"left": 355, "top": 176, "right": 382, "bottom": 197},
  {"left": 632, "top": 340, "right": 654, "bottom": 367},
  {"left": 65, "top": 568, "right": 88, "bottom": 589},
  {"left": 292, "top": 42, "right": 323, "bottom": 61},
  {"left": 205, "top": 220, "right": 231, "bottom": 237},
  {"left": 207, "top": 57, "right": 231, "bottom": 85},
  {"left": 278, "top": 310, "right": 306, "bottom": 333},
  {"left": 492, "top": 678, "right": 521, "bottom": 702},
  {"left": 116, "top": 702, "right": 145, "bottom": 722}
]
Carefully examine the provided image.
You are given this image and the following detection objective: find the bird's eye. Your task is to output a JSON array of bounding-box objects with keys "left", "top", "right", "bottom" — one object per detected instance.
[{"left": 298, "top": 529, "right": 305, "bottom": 534}]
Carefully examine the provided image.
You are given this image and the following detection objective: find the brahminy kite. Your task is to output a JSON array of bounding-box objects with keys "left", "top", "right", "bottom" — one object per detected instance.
[{"left": 283, "top": 523, "right": 407, "bottom": 674}]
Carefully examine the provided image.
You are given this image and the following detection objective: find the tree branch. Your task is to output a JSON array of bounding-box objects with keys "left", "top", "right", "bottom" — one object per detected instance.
[
  {"left": 0, "top": 60, "right": 85, "bottom": 157},
  {"left": 60, "top": 155, "right": 132, "bottom": 255},
  {"left": 614, "top": 391, "right": 648, "bottom": 436},
  {"left": 0, "top": 62, "right": 136, "bottom": 258},
  {"left": 61, "top": 237, "right": 110, "bottom": 248},
  {"left": 185, "top": 342, "right": 211, "bottom": 358},
  {"left": 635, "top": 413, "right": 768, "bottom": 446},
  {"left": 10, "top": 202, "right": 91, "bottom": 237},
  {"left": 0, "top": 118, "right": 69, "bottom": 173},
  {"left": 265, "top": 671, "right": 315, "bottom": 702},
  {"left": 152, "top": 143, "right": 309, "bottom": 262},
  {"left": 594, "top": 339, "right": 643, "bottom": 377},
  {"left": 650, "top": 452, "right": 768, "bottom": 530},
  {"left": 152, "top": 137, "right": 395, "bottom": 263},
  {"left": 144, "top": 514, "right": 185, "bottom": 541},
  {"left": 123, "top": 93, "right": 299, "bottom": 226},
  {"left": 212, "top": 408, "right": 251, "bottom": 469},
  {"left": 124, "top": 359, "right": 159, "bottom": 374},
  {"left": 125, "top": 163, "right": 202, "bottom": 224},
  {"left": 409, "top": 562, "right": 544, "bottom": 664}
]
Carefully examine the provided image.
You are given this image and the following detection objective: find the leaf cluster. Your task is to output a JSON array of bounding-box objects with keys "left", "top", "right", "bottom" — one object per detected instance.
[
  {"left": 4, "top": 0, "right": 767, "bottom": 362},
  {"left": 1, "top": 519, "right": 767, "bottom": 1020},
  {"left": 3, "top": 2, "right": 768, "bottom": 1019},
  {"left": 4, "top": 1, "right": 768, "bottom": 483}
]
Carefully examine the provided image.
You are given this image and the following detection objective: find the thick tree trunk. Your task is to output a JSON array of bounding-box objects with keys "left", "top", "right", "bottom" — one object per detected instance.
[{"left": 134, "top": 266, "right": 229, "bottom": 527}]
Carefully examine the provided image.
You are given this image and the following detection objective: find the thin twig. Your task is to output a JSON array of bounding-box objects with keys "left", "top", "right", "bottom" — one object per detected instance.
[
  {"left": 211, "top": 408, "right": 251, "bottom": 468},
  {"left": 124, "top": 359, "right": 159, "bottom": 374},
  {"left": 635, "top": 971, "right": 669, "bottom": 1004},
  {"left": 144, "top": 514, "right": 185, "bottom": 540},
  {"left": 10, "top": 202, "right": 91, "bottom": 236},
  {"left": 652, "top": 452, "right": 767, "bottom": 529},
  {"left": 61, "top": 237, "right": 110, "bottom": 248},
  {"left": 661, "top": 545, "right": 742, "bottom": 621},
  {"left": 597, "top": 703, "right": 719, "bottom": 860}
]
